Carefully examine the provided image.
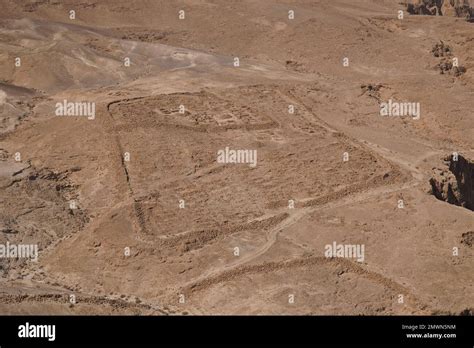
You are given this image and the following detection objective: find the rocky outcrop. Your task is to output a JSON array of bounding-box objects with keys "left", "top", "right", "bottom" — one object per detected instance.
[
  {"left": 430, "top": 154, "right": 474, "bottom": 211},
  {"left": 406, "top": 0, "right": 474, "bottom": 20}
]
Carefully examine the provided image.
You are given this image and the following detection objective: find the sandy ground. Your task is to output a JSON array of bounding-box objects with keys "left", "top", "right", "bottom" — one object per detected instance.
[{"left": 0, "top": 0, "right": 473, "bottom": 315}]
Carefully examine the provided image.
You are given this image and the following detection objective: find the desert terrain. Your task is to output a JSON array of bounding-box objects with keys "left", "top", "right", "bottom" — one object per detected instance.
[{"left": 0, "top": 0, "right": 473, "bottom": 315}]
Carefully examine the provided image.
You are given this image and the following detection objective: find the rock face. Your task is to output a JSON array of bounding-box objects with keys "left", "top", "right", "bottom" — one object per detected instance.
[
  {"left": 443, "top": 0, "right": 470, "bottom": 16},
  {"left": 406, "top": 0, "right": 473, "bottom": 19},
  {"left": 430, "top": 154, "right": 474, "bottom": 211},
  {"left": 445, "top": 0, "right": 474, "bottom": 19},
  {"left": 461, "top": 231, "right": 474, "bottom": 247}
]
